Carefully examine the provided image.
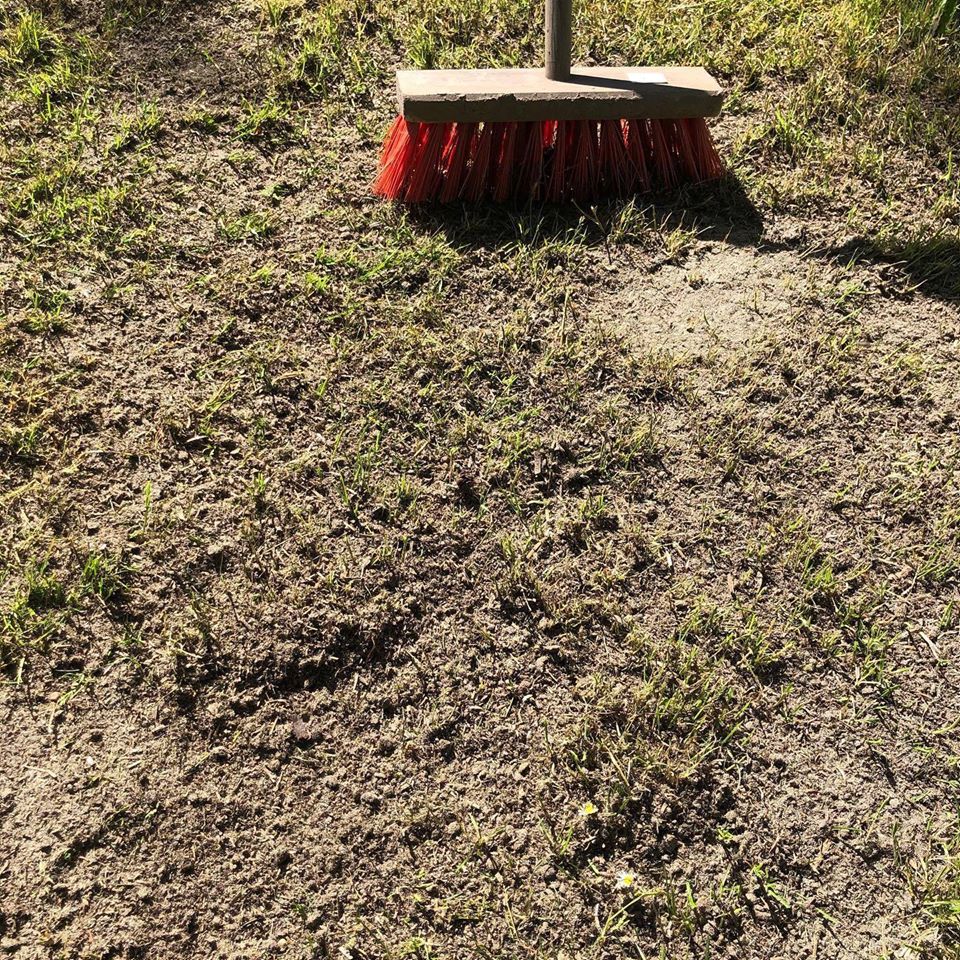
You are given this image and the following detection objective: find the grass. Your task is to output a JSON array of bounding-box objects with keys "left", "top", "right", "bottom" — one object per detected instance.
[{"left": 0, "top": 0, "right": 958, "bottom": 958}]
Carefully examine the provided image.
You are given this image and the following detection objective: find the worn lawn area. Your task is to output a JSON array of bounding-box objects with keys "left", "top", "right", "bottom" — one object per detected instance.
[{"left": 1, "top": 0, "right": 959, "bottom": 957}]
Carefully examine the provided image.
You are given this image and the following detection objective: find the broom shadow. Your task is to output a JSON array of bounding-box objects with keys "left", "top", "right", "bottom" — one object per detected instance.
[
  {"left": 820, "top": 233, "right": 960, "bottom": 303},
  {"left": 404, "top": 171, "right": 764, "bottom": 255},
  {"left": 407, "top": 180, "right": 960, "bottom": 305}
]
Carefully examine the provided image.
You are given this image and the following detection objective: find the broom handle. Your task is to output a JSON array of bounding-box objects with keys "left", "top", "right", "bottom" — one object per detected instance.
[{"left": 545, "top": 0, "right": 573, "bottom": 81}]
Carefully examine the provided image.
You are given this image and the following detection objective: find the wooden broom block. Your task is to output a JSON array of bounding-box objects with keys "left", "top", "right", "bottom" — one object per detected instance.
[{"left": 397, "top": 66, "right": 724, "bottom": 123}]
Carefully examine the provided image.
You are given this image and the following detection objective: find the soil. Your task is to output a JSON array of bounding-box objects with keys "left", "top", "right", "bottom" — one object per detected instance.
[{"left": 1, "top": 2, "right": 959, "bottom": 959}]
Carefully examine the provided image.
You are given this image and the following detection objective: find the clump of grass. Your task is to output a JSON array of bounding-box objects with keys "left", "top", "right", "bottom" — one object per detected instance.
[
  {"left": 22, "top": 561, "right": 66, "bottom": 612},
  {"left": 0, "top": 8, "right": 93, "bottom": 105},
  {"left": 0, "top": 9, "right": 60, "bottom": 71},
  {"left": 1, "top": 561, "right": 70, "bottom": 673},
  {"left": 914, "top": 507, "right": 960, "bottom": 585},
  {"left": 235, "top": 96, "right": 294, "bottom": 142},
  {"left": 109, "top": 100, "right": 162, "bottom": 153},
  {"left": 265, "top": 1, "right": 379, "bottom": 98},
  {"left": 8, "top": 175, "right": 145, "bottom": 255},
  {"left": 79, "top": 550, "right": 126, "bottom": 602},
  {"left": 217, "top": 210, "right": 276, "bottom": 243},
  {"left": 873, "top": 225, "right": 960, "bottom": 298},
  {"left": 695, "top": 399, "right": 772, "bottom": 481},
  {"left": 890, "top": 0, "right": 959, "bottom": 35},
  {"left": 895, "top": 816, "right": 960, "bottom": 946},
  {"left": 0, "top": 549, "right": 131, "bottom": 673},
  {"left": 562, "top": 630, "right": 747, "bottom": 813}
]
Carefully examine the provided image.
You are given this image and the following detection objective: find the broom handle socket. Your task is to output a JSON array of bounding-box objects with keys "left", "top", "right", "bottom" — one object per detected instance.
[{"left": 545, "top": 0, "right": 572, "bottom": 81}]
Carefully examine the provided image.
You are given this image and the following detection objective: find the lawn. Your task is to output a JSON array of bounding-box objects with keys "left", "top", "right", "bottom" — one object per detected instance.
[{"left": 1, "top": 0, "right": 959, "bottom": 957}]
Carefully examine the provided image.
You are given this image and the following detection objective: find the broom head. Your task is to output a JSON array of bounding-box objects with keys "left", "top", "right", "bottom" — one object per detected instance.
[{"left": 373, "top": 66, "right": 725, "bottom": 203}]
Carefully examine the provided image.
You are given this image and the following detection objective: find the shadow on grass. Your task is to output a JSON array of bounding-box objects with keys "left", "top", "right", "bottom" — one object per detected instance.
[
  {"left": 829, "top": 230, "right": 960, "bottom": 302},
  {"left": 405, "top": 172, "right": 764, "bottom": 254},
  {"left": 406, "top": 173, "right": 960, "bottom": 305}
]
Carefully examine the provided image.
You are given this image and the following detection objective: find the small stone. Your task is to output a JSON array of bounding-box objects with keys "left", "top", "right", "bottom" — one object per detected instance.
[{"left": 291, "top": 719, "right": 319, "bottom": 744}]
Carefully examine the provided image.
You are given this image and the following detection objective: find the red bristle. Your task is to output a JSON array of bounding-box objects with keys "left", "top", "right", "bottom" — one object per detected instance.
[
  {"left": 599, "top": 119, "right": 633, "bottom": 196},
  {"left": 587, "top": 120, "right": 601, "bottom": 194},
  {"left": 686, "top": 118, "right": 724, "bottom": 181},
  {"left": 440, "top": 122, "right": 458, "bottom": 166},
  {"left": 373, "top": 116, "right": 418, "bottom": 200},
  {"left": 648, "top": 120, "right": 677, "bottom": 190},
  {"left": 667, "top": 119, "right": 700, "bottom": 182},
  {"left": 547, "top": 120, "right": 571, "bottom": 203},
  {"left": 542, "top": 119, "right": 558, "bottom": 150},
  {"left": 529, "top": 121, "right": 547, "bottom": 198},
  {"left": 462, "top": 122, "right": 495, "bottom": 202},
  {"left": 403, "top": 122, "right": 448, "bottom": 203},
  {"left": 485, "top": 123, "right": 507, "bottom": 199},
  {"left": 375, "top": 109, "right": 723, "bottom": 205},
  {"left": 512, "top": 124, "right": 532, "bottom": 197},
  {"left": 492, "top": 122, "right": 519, "bottom": 203},
  {"left": 514, "top": 122, "right": 545, "bottom": 200},
  {"left": 624, "top": 119, "right": 651, "bottom": 192},
  {"left": 439, "top": 122, "right": 476, "bottom": 203},
  {"left": 569, "top": 120, "right": 599, "bottom": 202}
]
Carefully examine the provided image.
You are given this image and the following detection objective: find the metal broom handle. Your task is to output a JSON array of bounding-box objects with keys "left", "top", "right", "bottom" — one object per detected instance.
[{"left": 545, "top": 0, "right": 573, "bottom": 81}]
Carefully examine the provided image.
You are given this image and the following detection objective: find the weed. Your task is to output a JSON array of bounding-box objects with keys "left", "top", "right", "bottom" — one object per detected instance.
[
  {"left": 109, "top": 100, "right": 161, "bottom": 153},
  {"left": 235, "top": 97, "right": 292, "bottom": 142},
  {"left": 79, "top": 551, "right": 125, "bottom": 602},
  {"left": 1, "top": 561, "right": 71, "bottom": 672},
  {"left": 218, "top": 210, "right": 276, "bottom": 243},
  {"left": 894, "top": 817, "right": 960, "bottom": 946},
  {"left": 1, "top": 10, "right": 60, "bottom": 71}
]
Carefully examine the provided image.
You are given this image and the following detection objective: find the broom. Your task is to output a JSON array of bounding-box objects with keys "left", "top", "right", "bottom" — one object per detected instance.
[{"left": 373, "top": 0, "right": 725, "bottom": 204}]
